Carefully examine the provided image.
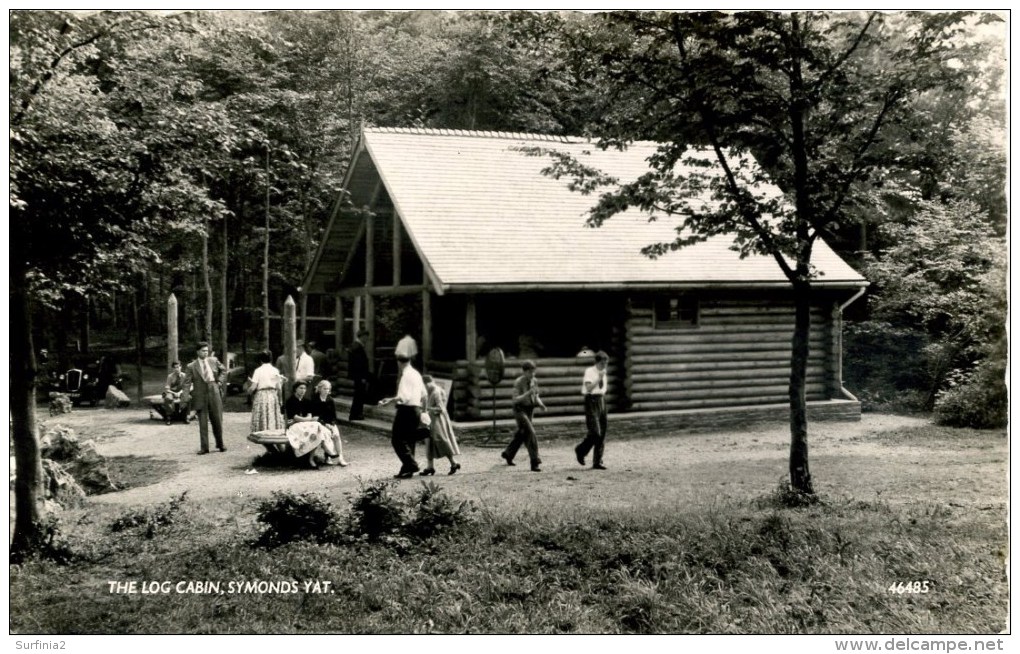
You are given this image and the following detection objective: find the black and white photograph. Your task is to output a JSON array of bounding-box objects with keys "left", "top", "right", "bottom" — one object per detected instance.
[{"left": 7, "top": 7, "right": 1010, "bottom": 648}]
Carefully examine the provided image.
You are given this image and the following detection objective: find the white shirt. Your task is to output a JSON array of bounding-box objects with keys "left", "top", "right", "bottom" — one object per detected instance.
[
  {"left": 395, "top": 365, "right": 426, "bottom": 407},
  {"left": 296, "top": 352, "right": 315, "bottom": 381},
  {"left": 582, "top": 365, "right": 607, "bottom": 396},
  {"left": 250, "top": 363, "right": 282, "bottom": 390}
]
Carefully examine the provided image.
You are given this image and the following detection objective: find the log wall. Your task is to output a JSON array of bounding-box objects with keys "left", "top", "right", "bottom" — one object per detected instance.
[
  {"left": 626, "top": 298, "right": 835, "bottom": 411},
  {"left": 429, "top": 357, "right": 623, "bottom": 422},
  {"left": 328, "top": 295, "right": 844, "bottom": 422}
]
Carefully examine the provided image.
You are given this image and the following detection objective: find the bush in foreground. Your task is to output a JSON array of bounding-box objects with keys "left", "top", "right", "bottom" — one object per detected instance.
[{"left": 253, "top": 481, "right": 476, "bottom": 549}]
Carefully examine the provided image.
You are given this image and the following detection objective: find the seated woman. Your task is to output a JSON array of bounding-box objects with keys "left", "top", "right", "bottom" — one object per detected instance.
[
  {"left": 310, "top": 380, "right": 348, "bottom": 467},
  {"left": 284, "top": 381, "right": 325, "bottom": 469}
]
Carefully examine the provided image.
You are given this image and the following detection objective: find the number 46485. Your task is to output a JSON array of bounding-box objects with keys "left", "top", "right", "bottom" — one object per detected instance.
[{"left": 888, "top": 581, "right": 930, "bottom": 594}]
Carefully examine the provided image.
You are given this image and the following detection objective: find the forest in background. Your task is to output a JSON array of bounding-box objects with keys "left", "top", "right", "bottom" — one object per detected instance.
[
  {"left": 10, "top": 12, "right": 1005, "bottom": 420},
  {"left": 9, "top": 11, "right": 1008, "bottom": 555}
]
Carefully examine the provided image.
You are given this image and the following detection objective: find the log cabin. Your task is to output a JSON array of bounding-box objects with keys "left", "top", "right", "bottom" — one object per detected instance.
[{"left": 301, "top": 127, "right": 867, "bottom": 423}]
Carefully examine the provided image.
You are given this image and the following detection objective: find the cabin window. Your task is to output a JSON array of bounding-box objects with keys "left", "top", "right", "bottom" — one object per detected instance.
[{"left": 654, "top": 296, "right": 699, "bottom": 329}]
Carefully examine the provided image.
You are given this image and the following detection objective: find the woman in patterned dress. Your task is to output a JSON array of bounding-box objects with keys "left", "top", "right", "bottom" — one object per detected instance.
[
  {"left": 248, "top": 351, "right": 286, "bottom": 434},
  {"left": 420, "top": 375, "right": 460, "bottom": 476},
  {"left": 284, "top": 381, "right": 324, "bottom": 469}
]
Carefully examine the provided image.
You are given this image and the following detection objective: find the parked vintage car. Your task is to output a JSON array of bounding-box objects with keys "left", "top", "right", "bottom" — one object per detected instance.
[{"left": 52, "top": 358, "right": 125, "bottom": 407}]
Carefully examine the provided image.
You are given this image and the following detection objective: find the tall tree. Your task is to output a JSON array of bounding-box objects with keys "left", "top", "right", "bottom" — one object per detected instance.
[
  {"left": 536, "top": 10, "right": 969, "bottom": 493},
  {"left": 9, "top": 10, "right": 218, "bottom": 557}
]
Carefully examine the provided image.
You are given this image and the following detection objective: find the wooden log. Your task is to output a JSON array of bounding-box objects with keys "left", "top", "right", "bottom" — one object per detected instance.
[
  {"left": 627, "top": 331, "right": 826, "bottom": 346},
  {"left": 628, "top": 368, "right": 826, "bottom": 385},
  {"left": 464, "top": 394, "right": 618, "bottom": 408},
  {"left": 628, "top": 322, "right": 828, "bottom": 336},
  {"left": 167, "top": 293, "right": 178, "bottom": 371},
  {"left": 421, "top": 289, "right": 431, "bottom": 373},
  {"left": 629, "top": 395, "right": 826, "bottom": 411},
  {"left": 627, "top": 342, "right": 826, "bottom": 357},
  {"left": 334, "top": 294, "right": 344, "bottom": 351},
  {"left": 628, "top": 376, "right": 827, "bottom": 393},
  {"left": 462, "top": 383, "right": 617, "bottom": 400},
  {"left": 283, "top": 296, "right": 297, "bottom": 392},
  {"left": 627, "top": 359, "right": 820, "bottom": 374},
  {"left": 392, "top": 213, "right": 401, "bottom": 285},
  {"left": 630, "top": 383, "right": 827, "bottom": 401}
]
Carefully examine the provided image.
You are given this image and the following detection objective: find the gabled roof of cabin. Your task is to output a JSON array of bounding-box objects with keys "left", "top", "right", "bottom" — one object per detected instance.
[{"left": 303, "top": 127, "right": 866, "bottom": 294}]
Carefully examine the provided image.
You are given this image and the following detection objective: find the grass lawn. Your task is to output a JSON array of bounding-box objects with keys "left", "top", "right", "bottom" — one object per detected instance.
[{"left": 9, "top": 418, "right": 1007, "bottom": 635}]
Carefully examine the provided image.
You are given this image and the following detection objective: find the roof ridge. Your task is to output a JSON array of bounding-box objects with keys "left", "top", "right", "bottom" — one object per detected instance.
[{"left": 365, "top": 126, "right": 577, "bottom": 143}]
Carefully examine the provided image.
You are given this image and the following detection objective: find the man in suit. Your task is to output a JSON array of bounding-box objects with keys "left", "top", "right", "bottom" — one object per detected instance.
[{"left": 182, "top": 341, "right": 226, "bottom": 454}]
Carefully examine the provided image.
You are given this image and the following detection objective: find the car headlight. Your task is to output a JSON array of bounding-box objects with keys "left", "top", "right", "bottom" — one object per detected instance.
[
  {"left": 82, "top": 374, "right": 89, "bottom": 380},
  {"left": 59, "top": 374, "right": 65, "bottom": 380}
]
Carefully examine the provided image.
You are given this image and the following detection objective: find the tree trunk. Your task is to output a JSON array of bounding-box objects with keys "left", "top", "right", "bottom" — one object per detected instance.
[
  {"left": 221, "top": 209, "right": 229, "bottom": 367},
  {"left": 263, "top": 147, "right": 271, "bottom": 349},
  {"left": 202, "top": 218, "right": 213, "bottom": 345},
  {"left": 789, "top": 280, "right": 813, "bottom": 494},
  {"left": 133, "top": 287, "right": 144, "bottom": 402},
  {"left": 10, "top": 256, "right": 45, "bottom": 561},
  {"left": 786, "top": 16, "right": 814, "bottom": 495},
  {"left": 79, "top": 294, "right": 90, "bottom": 354}
]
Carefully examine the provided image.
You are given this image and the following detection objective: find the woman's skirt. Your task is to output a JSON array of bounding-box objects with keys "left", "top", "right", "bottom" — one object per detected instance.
[
  {"left": 250, "top": 388, "right": 285, "bottom": 433},
  {"left": 428, "top": 411, "right": 460, "bottom": 459},
  {"left": 286, "top": 422, "right": 325, "bottom": 457}
]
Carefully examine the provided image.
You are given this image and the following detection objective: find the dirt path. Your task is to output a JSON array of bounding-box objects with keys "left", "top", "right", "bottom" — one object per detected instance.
[{"left": 40, "top": 405, "right": 1005, "bottom": 517}]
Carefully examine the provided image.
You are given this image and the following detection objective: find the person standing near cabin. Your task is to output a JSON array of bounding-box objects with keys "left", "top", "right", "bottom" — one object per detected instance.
[
  {"left": 575, "top": 350, "right": 609, "bottom": 470},
  {"left": 296, "top": 342, "right": 316, "bottom": 384},
  {"left": 378, "top": 354, "right": 426, "bottom": 478},
  {"left": 501, "top": 360, "right": 545, "bottom": 472},
  {"left": 182, "top": 342, "right": 226, "bottom": 455},
  {"left": 308, "top": 341, "right": 327, "bottom": 378},
  {"left": 347, "top": 329, "right": 370, "bottom": 421}
]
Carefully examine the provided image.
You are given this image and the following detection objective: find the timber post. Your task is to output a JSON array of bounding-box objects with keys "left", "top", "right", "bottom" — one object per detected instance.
[
  {"left": 283, "top": 295, "right": 297, "bottom": 393},
  {"left": 365, "top": 210, "right": 375, "bottom": 372},
  {"left": 334, "top": 294, "right": 344, "bottom": 351},
  {"left": 465, "top": 295, "right": 477, "bottom": 363},
  {"left": 421, "top": 288, "right": 432, "bottom": 373},
  {"left": 167, "top": 293, "right": 178, "bottom": 371}
]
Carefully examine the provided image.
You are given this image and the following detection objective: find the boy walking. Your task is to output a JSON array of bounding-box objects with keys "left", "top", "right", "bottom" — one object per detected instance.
[
  {"left": 575, "top": 350, "right": 609, "bottom": 470},
  {"left": 502, "top": 360, "right": 546, "bottom": 472}
]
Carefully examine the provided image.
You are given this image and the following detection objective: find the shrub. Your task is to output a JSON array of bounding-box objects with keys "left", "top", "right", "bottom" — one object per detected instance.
[
  {"left": 254, "top": 491, "right": 340, "bottom": 548},
  {"left": 934, "top": 357, "right": 1007, "bottom": 429},
  {"left": 342, "top": 480, "right": 476, "bottom": 547},
  {"left": 110, "top": 491, "right": 189, "bottom": 539},
  {"left": 345, "top": 480, "right": 407, "bottom": 542},
  {"left": 405, "top": 481, "right": 475, "bottom": 539}
]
